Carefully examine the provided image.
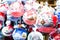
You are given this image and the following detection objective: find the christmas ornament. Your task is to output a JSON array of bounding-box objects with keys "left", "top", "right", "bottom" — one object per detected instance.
[
  {"left": 2, "top": 20, "right": 13, "bottom": 36},
  {"left": 12, "top": 28, "right": 27, "bottom": 40},
  {"left": 10, "top": 2, "right": 24, "bottom": 17},
  {"left": 49, "top": 28, "right": 60, "bottom": 40},
  {"left": 23, "top": 9, "right": 37, "bottom": 25},
  {"left": 0, "top": 12, "right": 5, "bottom": 21},
  {"left": 0, "top": 3, "right": 8, "bottom": 14},
  {"left": 28, "top": 24, "right": 43, "bottom": 40}
]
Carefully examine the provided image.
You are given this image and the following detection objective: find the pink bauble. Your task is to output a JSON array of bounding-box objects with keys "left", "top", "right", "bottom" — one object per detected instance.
[
  {"left": 23, "top": 9, "right": 37, "bottom": 25},
  {"left": 10, "top": 2, "right": 24, "bottom": 17}
]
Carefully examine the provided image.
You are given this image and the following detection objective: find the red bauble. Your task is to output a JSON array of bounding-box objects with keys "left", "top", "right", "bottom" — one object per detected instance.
[
  {"left": 0, "top": 12, "right": 5, "bottom": 21},
  {"left": 54, "top": 34, "right": 60, "bottom": 40}
]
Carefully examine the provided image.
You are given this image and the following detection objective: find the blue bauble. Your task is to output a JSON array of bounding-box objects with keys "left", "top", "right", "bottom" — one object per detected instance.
[{"left": 12, "top": 28, "right": 27, "bottom": 40}]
